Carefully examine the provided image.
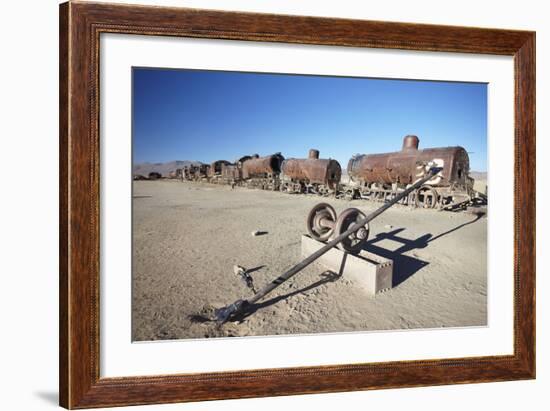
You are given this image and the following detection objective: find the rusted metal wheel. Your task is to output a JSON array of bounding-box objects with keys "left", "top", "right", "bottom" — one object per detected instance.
[
  {"left": 415, "top": 185, "right": 439, "bottom": 209},
  {"left": 306, "top": 203, "right": 337, "bottom": 241},
  {"left": 333, "top": 208, "right": 369, "bottom": 254},
  {"left": 344, "top": 189, "right": 356, "bottom": 201}
]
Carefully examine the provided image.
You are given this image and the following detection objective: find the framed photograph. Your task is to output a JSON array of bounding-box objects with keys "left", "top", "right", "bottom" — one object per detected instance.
[{"left": 59, "top": 1, "right": 535, "bottom": 408}]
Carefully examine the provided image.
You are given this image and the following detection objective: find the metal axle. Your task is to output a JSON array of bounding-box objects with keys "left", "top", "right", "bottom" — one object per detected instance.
[{"left": 215, "top": 166, "right": 443, "bottom": 323}]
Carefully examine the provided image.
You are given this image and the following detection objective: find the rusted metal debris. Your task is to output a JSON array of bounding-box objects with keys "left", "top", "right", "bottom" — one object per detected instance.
[{"left": 233, "top": 265, "right": 257, "bottom": 294}]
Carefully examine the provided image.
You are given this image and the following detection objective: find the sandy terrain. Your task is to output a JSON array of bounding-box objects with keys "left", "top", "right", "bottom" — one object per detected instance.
[
  {"left": 474, "top": 179, "right": 488, "bottom": 196},
  {"left": 132, "top": 180, "right": 487, "bottom": 341}
]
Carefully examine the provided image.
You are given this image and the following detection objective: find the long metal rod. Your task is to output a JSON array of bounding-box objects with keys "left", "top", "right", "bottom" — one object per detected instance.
[{"left": 216, "top": 167, "right": 442, "bottom": 322}]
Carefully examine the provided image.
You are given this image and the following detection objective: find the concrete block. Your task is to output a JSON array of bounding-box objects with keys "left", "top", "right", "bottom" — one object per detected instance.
[{"left": 301, "top": 235, "right": 393, "bottom": 295}]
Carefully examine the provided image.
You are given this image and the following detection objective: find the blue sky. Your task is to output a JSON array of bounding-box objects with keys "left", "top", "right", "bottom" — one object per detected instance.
[{"left": 133, "top": 68, "right": 487, "bottom": 171}]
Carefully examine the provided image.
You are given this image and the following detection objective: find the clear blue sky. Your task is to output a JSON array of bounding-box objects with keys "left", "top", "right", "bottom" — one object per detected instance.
[{"left": 133, "top": 68, "right": 487, "bottom": 171}]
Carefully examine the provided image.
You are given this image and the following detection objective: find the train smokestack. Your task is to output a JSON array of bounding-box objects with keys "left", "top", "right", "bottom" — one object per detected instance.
[
  {"left": 402, "top": 135, "right": 419, "bottom": 151},
  {"left": 308, "top": 149, "right": 320, "bottom": 159}
]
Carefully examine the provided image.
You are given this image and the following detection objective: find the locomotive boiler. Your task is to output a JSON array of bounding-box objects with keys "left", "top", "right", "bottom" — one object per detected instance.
[
  {"left": 346, "top": 135, "right": 474, "bottom": 208},
  {"left": 241, "top": 153, "right": 284, "bottom": 190},
  {"left": 280, "top": 149, "right": 342, "bottom": 195}
]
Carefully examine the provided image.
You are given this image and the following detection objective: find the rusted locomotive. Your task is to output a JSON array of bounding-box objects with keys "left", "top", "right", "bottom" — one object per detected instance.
[
  {"left": 179, "top": 149, "right": 343, "bottom": 197},
  {"left": 280, "top": 149, "right": 342, "bottom": 195},
  {"left": 219, "top": 163, "right": 240, "bottom": 184},
  {"left": 171, "top": 135, "right": 480, "bottom": 210},
  {"left": 344, "top": 135, "right": 474, "bottom": 208},
  {"left": 241, "top": 153, "right": 285, "bottom": 190},
  {"left": 207, "top": 160, "right": 232, "bottom": 183},
  {"left": 183, "top": 164, "right": 209, "bottom": 181},
  {"left": 218, "top": 155, "right": 255, "bottom": 185}
]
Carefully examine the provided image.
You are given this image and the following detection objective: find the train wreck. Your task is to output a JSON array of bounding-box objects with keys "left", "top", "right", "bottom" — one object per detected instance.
[
  {"left": 140, "top": 135, "right": 487, "bottom": 210},
  {"left": 144, "top": 134, "right": 484, "bottom": 211}
]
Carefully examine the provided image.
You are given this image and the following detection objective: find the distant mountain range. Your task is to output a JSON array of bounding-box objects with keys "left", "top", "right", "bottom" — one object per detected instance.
[{"left": 133, "top": 160, "right": 203, "bottom": 177}]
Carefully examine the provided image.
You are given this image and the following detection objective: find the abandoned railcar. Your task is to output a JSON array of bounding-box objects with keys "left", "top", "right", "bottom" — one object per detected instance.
[
  {"left": 345, "top": 135, "right": 475, "bottom": 208},
  {"left": 208, "top": 160, "right": 232, "bottom": 183},
  {"left": 280, "top": 149, "right": 342, "bottom": 196},
  {"left": 183, "top": 164, "right": 209, "bottom": 181},
  {"left": 240, "top": 153, "right": 285, "bottom": 190}
]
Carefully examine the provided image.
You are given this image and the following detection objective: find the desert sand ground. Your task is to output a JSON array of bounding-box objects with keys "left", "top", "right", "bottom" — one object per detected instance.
[{"left": 132, "top": 180, "right": 487, "bottom": 341}]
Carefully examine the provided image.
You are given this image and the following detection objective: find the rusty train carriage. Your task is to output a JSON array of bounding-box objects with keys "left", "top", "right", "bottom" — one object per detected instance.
[
  {"left": 183, "top": 164, "right": 209, "bottom": 181},
  {"left": 219, "top": 155, "right": 261, "bottom": 185},
  {"left": 171, "top": 135, "right": 481, "bottom": 211},
  {"left": 220, "top": 163, "right": 241, "bottom": 185},
  {"left": 281, "top": 149, "right": 342, "bottom": 195},
  {"left": 241, "top": 153, "right": 284, "bottom": 190},
  {"left": 208, "top": 160, "right": 231, "bottom": 183},
  {"left": 346, "top": 135, "right": 475, "bottom": 208}
]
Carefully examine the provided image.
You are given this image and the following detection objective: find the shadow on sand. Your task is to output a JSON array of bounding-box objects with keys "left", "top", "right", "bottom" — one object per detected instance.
[
  {"left": 364, "top": 210, "right": 485, "bottom": 286},
  {"left": 192, "top": 212, "right": 485, "bottom": 322}
]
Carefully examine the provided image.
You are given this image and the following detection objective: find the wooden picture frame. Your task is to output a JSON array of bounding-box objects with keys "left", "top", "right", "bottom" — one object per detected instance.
[{"left": 59, "top": 1, "right": 535, "bottom": 408}]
